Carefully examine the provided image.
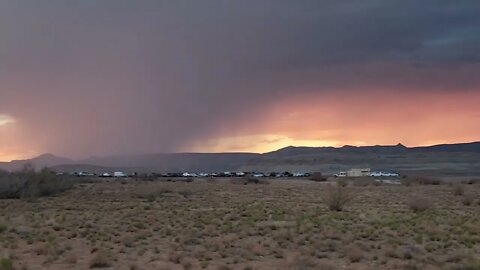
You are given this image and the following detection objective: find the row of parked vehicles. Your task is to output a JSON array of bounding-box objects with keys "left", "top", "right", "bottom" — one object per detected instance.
[
  {"left": 179, "top": 171, "right": 311, "bottom": 178},
  {"left": 70, "top": 171, "right": 132, "bottom": 178},
  {"left": 334, "top": 170, "right": 400, "bottom": 177},
  {"left": 71, "top": 171, "right": 312, "bottom": 178}
]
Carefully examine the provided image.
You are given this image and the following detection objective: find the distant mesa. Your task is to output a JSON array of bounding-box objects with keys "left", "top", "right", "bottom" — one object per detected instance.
[{"left": 0, "top": 141, "right": 480, "bottom": 174}]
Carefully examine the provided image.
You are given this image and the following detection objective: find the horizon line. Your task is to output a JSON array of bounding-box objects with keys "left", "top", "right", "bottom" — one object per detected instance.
[{"left": 2, "top": 140, "right": 479, "bottom": 162}]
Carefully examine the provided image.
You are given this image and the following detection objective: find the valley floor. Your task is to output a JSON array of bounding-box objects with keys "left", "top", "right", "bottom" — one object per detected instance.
[{"left": 0, "top": 179, "right": 479, "bottom": 270}]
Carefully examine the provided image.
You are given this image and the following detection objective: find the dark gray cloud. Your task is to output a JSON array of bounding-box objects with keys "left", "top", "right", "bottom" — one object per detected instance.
[{"left": 1, "top": 0, "right": 479, "bottom": 158}]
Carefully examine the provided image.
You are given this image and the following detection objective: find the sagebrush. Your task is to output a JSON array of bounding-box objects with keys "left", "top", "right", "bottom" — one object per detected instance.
[{"left": 0, "top": 165, "right": 73, "bottom": 199}]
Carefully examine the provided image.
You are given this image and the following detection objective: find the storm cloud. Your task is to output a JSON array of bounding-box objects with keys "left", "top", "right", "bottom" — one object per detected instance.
[{"left": 1, "top": 0, "right": 479, "bottom": 159}]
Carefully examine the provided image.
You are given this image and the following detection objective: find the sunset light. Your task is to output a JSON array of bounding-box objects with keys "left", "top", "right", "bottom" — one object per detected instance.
[
  {"left": 188, "top": 89, "right": 480, "bottom": 153},
  {"left": 187, "top": 134, "right": 342, "bottom": 153},
  {"left": 1, "top": 2, "right": 480, "bottom": 268},
  {"left": 0, "top": 1, "right": 479, "bottom": 158},
  {"left": 0, "top": 114, "right": 14, "bottom": 126}
]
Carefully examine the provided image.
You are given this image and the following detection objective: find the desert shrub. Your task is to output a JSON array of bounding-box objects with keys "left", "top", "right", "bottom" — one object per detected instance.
[
  {"left": 0, "top": 257, "right": 14, "bottom": 270},
  {"left": 180, "top": 257, "right": 195, "bottom": 270},
  {"left": 401, "top": 176, "right": 443, "bottom": 186},
  {"left": 324, "top": 184, "right": 351, "bottom": 211},
  {"left": 246, "top": 177, "right": 270, "bottom": 185},
  {"left": 0, "top": 224, "right": 7, "bottom": 234},
  {"left": 0, "top": 165, "right": 73, "bottom": 199},
  {"left": 310, "top": 172, "right": 326, "bottom": 182},
  {"left": 424, "top": 177, "right": 443, "bottom": 185},
  {"left": 286, "top": 254, "right": 316, "bottom": 270},
  {"left": 206, "top": 177, "right": 217, "bottom": 183},
  {"left": 168, "top": 251, "right": 183, "bottom": 264},
  {"left": 230, "top": 178, "right": 248, "bottom": 185},
  {"left": 0, "top": 174, "right": 25, "bottom": 199},
  {"left": 178, "top": 189, "right": 194, "bottom": 198},
  {"left": 230, "top": 178, "right": 270, "bottom": 185},
  {"left": 452, "top": 184, "right": 465, "bottom": 196},
  {"left": 346, "top": 245, "right": 364, "bottom": 262},
  {"left": 21, "top": 167, "right": 73, "bottom": 198},
  {"left": 400, "top": 175, "right": 412, "bottom": 186},
  {"left": 136, "top": 173, "right": 160, "bottom": 181},
  {"left": 89, "top": 251, "right": 111, "bottom": 268},
  {"left": 136, "top": 185, "right": 172, "bottom": 201},
  {"left": 463, "top": 178, "right": 480, "bottom": 185},
  {"left": 461, "top": 195, "right": 474, "bottom": 206},
  {"left": 337, "top": 179, "right": 348, "bottom": 187},
  {"left": 407, "top": 197, "right": 432, "bottom": 213},
  {"left": 255, "top": 178, "right": 270, "bottom": 185},
  {"left": 456, "top": 259, "right": 480, "bottom": 270}
]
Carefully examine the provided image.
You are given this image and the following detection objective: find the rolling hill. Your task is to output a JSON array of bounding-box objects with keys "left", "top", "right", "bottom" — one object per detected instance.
[{"left": 1, "top": 141, "right": 480, "bottom": 176}]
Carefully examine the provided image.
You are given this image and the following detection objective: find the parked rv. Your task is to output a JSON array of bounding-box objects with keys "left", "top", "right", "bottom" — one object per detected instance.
[{"left": 113, "top": 172, "right": 127, "bottom": 178}]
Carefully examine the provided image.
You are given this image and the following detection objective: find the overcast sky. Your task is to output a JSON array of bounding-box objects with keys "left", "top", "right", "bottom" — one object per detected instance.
[{"left": 1, "top": 1, "right": 480, "bottom": 160}]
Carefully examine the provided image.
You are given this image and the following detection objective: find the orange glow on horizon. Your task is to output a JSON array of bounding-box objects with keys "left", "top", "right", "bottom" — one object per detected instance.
[
  {"left": 187, "top": 134, "right": 344, "bottom": 153},
  {"left": 0, "top": 152, "right": 35, "bottom": 162},
  {"left": 0, "top": 116, "right": 39, "bottom": 162},
  {"left": 188, "top": 89, "right": 480, "bottom": 153},
  {"left": 2, "top": 89, "right": 480, "bottom": 160}
]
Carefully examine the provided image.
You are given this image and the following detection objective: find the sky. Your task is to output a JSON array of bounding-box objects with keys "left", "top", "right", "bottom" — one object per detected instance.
[{"left": 1, "top": 0, "right": 480, "bottom": 161}]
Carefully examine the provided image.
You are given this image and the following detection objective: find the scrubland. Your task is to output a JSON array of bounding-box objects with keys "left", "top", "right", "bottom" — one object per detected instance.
[{"left": 0, "top": 177, "right": 479, "bottom": 270}]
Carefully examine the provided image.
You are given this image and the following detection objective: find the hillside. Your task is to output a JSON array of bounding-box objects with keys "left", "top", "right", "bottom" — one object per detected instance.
[
  {"left": 1, "top": 141, "right": 480, "bottom": 176},
  {"left": 0, "top": 153, "right": 74, "bottom": 172}
]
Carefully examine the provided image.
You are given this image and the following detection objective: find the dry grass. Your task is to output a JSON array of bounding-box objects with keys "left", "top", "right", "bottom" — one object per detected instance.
[{"left": 0, "top": 179, "right": 478, "bottom": 269}]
